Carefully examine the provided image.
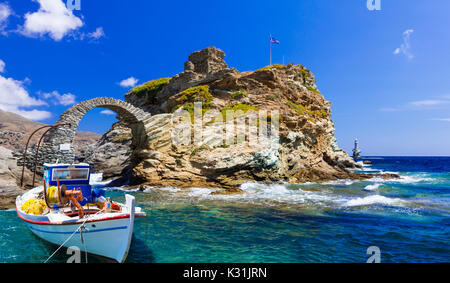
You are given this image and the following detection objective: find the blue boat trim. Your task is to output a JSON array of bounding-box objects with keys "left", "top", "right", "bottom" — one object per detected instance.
[{"left": 28, "top": 224, "right": 128, "bottom": 234}]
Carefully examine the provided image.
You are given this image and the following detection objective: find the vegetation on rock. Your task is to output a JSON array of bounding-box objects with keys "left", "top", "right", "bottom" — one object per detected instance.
[
  {"left": 128, "top": 78, "right": 171, "bottom": 104},
  {"left": 257, "top": 64, "right": 286, "bottom": 71},
  {"left": 221, "top": 103, "right": 259, "bottom": 119},
  {"left": 232, "top": 90, "right": 247, "bottom": 99},
  {"left": 307, "top": 86, "right": 321, "bottom": 94},
  {"left": 173, "top": 85, "right": 214, "bottom": 119},
  {"left": 288, "top": 101, "right": 328, "bottom": 120},
  {"left": 288, "top": 101, "right": 307, "bottom": 115}
]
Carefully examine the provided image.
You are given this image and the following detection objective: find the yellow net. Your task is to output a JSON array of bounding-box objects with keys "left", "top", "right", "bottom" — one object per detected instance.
[{"left": 21, "top": 199, "right": 47, "bottom": 215}]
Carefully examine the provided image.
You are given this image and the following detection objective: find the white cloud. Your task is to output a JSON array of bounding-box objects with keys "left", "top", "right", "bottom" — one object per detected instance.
[
  {"left": 88, "top": 27, "right": 105, "bottom": 39},
  {"left": 381, "top": 97, "right": 450, "bottom": 112},
  {"left": 22, "top": 0, "right": 84, "bottom": 41},
  {"left": 0, "top": 74, "right": 51, "bottom": 121},
  {"left": 0, "top": 3, "right": 11, "bottom": 27},
  {"left": 100, "top": 109, "right": 116, "bottom": 115},
  {"left": 431, "top": 118, "right": 450, "bottom": 122},
  {"left": 409, "top": 100, "right": 448, "bottom": 107},
  {"left": 0, "top": 59, "right": 5, "bottom": 73},
  {"left": 42, "top": 90, "right": 76, "bottom": 106},
  {"left": 393, "top": 29, "right": 414, "bottom": 59},
  {"left": 119, "top": 77, "right": 139, "bottom": 88},
  {"left": 12, "top": 109, "right": 52, "bottom": 120}
]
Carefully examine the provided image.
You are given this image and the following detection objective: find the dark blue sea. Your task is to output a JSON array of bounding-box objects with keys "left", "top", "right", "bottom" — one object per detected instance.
[{"left": 1, "top": 157, "right": 449, "bottom": 262}]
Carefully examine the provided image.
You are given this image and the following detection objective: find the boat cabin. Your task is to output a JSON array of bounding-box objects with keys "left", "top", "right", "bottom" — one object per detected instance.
[{"left": 43, "top": 163, "right": 92, "bottom": 206}]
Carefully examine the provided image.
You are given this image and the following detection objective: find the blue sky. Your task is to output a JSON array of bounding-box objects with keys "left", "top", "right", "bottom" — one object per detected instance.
[{"left": 0, "top": 0, "right": 449, "bottom": 156}]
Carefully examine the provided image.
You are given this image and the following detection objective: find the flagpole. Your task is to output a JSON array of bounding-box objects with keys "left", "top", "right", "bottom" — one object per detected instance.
[{"left": 269, "top": 35, "right": 272, "bottom": 65}]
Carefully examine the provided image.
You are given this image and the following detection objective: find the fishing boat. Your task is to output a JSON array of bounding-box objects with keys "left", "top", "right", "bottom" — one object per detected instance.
[{"left": 15, "top": 163, "right": 146, "bottom": 263}]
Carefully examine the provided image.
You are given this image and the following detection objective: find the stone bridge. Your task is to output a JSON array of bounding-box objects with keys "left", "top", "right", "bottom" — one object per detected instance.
[{"left": 40, "top": 97, "right": 153, "bottom": 165}]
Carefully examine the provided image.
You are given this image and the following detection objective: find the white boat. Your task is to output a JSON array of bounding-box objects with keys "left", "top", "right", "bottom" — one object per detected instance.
[{"left": 15, "top": 163, "right": 146, "bottom": 263}]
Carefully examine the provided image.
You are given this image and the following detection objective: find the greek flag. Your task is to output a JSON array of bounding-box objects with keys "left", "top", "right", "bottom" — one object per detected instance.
[{"left": 270, "top": 36, "right": 280, "bottom": 44}]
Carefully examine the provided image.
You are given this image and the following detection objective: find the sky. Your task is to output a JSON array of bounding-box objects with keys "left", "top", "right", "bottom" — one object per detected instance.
[{"left": 0, "top": 0, "right": 449, "bottom": 156}]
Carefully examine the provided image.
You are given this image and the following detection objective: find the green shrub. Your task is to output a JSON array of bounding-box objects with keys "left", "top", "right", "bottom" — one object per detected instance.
[
  {"left": 309, "top": 110, "right": 329, "bottom": 119},
  {"left": 299, "top": 68, "right": 309, "bottom": 84},
  {"left": 128, "top": 78, "right": 171, "bottom": 104},
  {"left": 307, "top": 86, "right": 320, "bottom": 94},
  {"left": 257, "top": 64, "right": 286, "bottom": 71},
  {"left": 232, "top": 90, "right": 247, "bottom": 99},
  {"left": 173, "top": 85, "right": 214, "bottom": 118},
  {"left": 221, "top": 103, "right": 259, "bottom": 119},
  {"left": 289, "top": 100, "right": 329, "bottom": 119},
  {"left": 288, "top": 101, "right": 307, "bottom": 115},
  {"left": 190, "top": 145, "right": 212, "bottom": 156}
]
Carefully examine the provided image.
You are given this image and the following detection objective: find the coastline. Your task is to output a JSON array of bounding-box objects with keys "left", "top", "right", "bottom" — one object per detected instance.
[{"left": 2, "top": 156, "right": 448, "bottom": 263}]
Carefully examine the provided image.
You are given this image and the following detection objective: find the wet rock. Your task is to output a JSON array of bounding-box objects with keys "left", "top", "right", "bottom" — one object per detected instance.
[
  {"left": 210, "top": 188, "right": 244, "bottom": 195},
  {"left": 372, "top": 173, "right": 400, "bottom": 179}
]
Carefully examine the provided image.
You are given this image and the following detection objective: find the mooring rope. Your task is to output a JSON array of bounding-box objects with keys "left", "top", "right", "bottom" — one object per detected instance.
[
  {"left": 43, "top": 210, "right": 102, "bottom": 263},
  {"left": 80, "top": 226, "right": 88, "bottom": 263}
]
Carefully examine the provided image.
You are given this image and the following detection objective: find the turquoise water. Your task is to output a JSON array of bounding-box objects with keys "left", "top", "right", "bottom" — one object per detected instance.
[{"left": 1, "top": 157, "right": 449, "bottom": 262}]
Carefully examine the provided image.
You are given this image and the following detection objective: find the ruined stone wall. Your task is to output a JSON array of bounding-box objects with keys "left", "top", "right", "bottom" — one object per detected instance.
[{"left": 24, "top": 97, "right": 152, "bottom": 173}]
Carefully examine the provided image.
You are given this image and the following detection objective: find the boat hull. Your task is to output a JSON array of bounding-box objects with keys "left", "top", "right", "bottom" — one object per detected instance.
[{"left": 17, "top": 194, "right": 137, "bottom": 263}]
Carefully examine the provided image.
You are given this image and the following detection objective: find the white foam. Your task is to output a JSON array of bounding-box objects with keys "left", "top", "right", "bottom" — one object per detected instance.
[
  {"left": 186, "top": 187, "right": 221, "bottom": 197},
  {"left": 1, "top": 208, "right": 15, "bottom": 212},
  {"left": 89, "top": 173, "right": 106, "bottom": 185},
  {"left": 146, "top": 182, "right": 336, "bottom": 206},
  {"left": 360, "top": 167, "right": 380, "bottom": 172},
  {"left": 364, "top": 183, "right": 381, "bottom": 191},
  {"left": 343, "top": 195, "right": 405, "bottom": 207},
  {"left": 323, "top": 179, "right": 356, "bottom": 186},
  {"left": 368, "top": 174, "right": 433, "bottom": 184},
  {"left": 104, "top": 186, "right": 141, "bottom": 192}
]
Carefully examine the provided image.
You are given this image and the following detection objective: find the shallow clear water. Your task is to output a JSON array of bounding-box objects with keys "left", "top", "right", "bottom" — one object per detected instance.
[{"left": 1, "top": 157, "right": 449, "bottom": 262}]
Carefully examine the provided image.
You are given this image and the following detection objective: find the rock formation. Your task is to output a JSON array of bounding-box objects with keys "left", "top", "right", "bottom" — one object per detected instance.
[
  {"left": 0, "top": 146, "right": 39, "bottom": 209},
  {"left": 81, "top": 121, "right": 132, "bottom": 180},
  {"left": 118, "top": 47, "right": 363, "bottom": 189}
]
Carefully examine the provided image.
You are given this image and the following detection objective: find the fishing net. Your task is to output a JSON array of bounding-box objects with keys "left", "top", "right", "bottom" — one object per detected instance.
[{"left": 21, "top": 199, "right": 47, "bottom": 215}]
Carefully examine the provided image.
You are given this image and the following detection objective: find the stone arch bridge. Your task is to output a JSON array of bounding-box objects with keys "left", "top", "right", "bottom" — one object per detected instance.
[{"left": 40, "top": 97, "right": 154, "bottom": 165}]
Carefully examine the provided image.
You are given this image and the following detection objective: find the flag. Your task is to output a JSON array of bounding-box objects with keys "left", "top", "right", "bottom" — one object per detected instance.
[{"left": 270, "top": 36, "right": 280, "bottom": 44}]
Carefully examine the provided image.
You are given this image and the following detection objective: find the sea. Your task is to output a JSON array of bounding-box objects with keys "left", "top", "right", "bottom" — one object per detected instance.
[{"left": 0, "top": 157, "right": 448, "bottom": 263}]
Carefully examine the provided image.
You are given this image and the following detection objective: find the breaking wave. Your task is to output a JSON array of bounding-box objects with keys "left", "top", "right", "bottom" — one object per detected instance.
[
  {"left": 364, "top": 183, "right": 381, "bottom": 191},
  {"left": 342, "top": 195, "right": 406, "bottom": 207},
  {"left": 141, "top": 182, "right": 415, "bottom": 212},
  {"left": 368, "top": 174, "right": 434, "bottom": 184}
]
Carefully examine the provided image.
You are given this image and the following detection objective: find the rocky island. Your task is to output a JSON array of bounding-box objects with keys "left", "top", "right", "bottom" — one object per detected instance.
[
  {"left": 0, "top": 47, "right": 395, "bottom": 209},
  {"left": 86, "top": 47, "right": 371, "bottom": 192}
]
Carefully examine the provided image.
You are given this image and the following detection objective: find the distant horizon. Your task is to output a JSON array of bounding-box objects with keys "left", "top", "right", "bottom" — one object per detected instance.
[{"left": 359, "top": 155, "right": 450, "bottom": 158}]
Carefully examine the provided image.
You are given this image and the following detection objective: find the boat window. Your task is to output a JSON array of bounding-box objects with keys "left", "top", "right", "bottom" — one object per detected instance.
[{"left": 52, "top": 168, "right": 89, "bottom": 181}]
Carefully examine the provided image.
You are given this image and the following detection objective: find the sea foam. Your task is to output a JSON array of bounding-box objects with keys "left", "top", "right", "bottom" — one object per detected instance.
[
  {"left": 364, "top": 183, "right": 381, "bottom": 191},
  {"left": 343, "top": 195, "right": 405, "bottom": 207}
]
